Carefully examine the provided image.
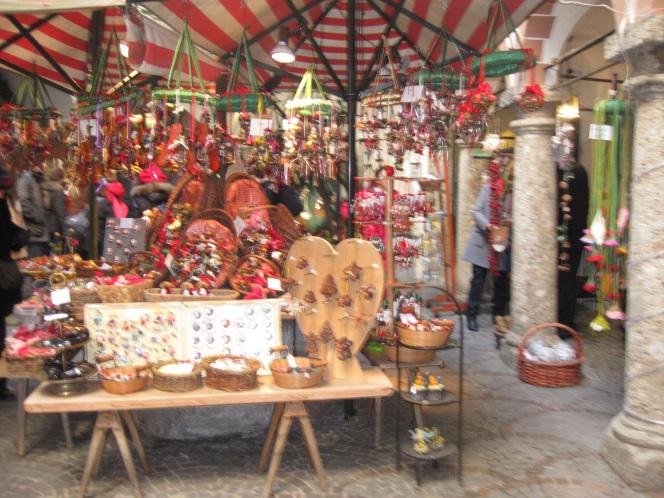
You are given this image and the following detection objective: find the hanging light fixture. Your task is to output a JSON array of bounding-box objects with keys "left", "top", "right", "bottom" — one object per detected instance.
[
  {"left": 271, "top": 27, "right": 295, "bottom": 64},
  {"left": 557, "top": 96, "right": 580, "bottom": 120}
]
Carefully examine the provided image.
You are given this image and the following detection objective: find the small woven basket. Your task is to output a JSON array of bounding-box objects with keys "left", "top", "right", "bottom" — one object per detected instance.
[
  {"left": 269, "top": 357, "right": 327, "bottom": 389},
  {"left": 173, "top": 238, "right": 236, "bottom": 289},
  {"left": 70, "top": 287, "right": 101, "bottom": 321},
  {"left": 239, "top": 203, "right": 303, "bottom": 251},
  {"left": 517, "top": 323, "right": 584, "bottom": 388},
  {"left": 126, "top": 251, "right": 168, "bottom": 286},
  {"left": 96, "top": 279, "right": 152, "bottom": 304},
  {"left": 383, "top": 344, "right": 435, "bottom": 364},
  {"left": 99, "top": 365, "right": 150, "bottom": 395},
  {"left": 203, "top": 355, "right": 261, "bottom": 391},
  {"left": 397, "top": 319, "right": 454, "bottom": 349},
  {"left": 229, "top": 255, "right": 281, "bottom": 296},
  {"left": 144, "top": 288, "right": 239, "bottom": 303},
  {"left": 151, "top": 360, "right": 202, "bottom": 392},
  {"left": 75, "top": 261, "right": 126, "bottom": 279},
  {"left": 185, "top": 208, "right": 237, "bottom": 251},
  {"left": 3, "top": 354, "right": 47, "bottom": 376}
]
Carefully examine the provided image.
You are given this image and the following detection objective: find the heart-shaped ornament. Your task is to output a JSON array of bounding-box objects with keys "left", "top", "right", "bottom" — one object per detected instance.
[{"left": 285, "top": 237, "right": 384, "bottom": 379}]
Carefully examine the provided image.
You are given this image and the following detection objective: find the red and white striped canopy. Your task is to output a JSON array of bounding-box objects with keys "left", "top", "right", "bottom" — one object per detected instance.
[{"left": 0, "top": 0, "right": 539, "bottom": 96}]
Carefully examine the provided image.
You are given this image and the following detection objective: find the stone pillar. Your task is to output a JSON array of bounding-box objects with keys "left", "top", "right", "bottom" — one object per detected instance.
[
  {"left": 601, "top": 16, "right": 664, "bottom": 492},
  {"left": 455, "top": 141, "right": 486, "bottom": 301},
  {"left": 499, "top": 97, "right": 559, "bottom": 368}
]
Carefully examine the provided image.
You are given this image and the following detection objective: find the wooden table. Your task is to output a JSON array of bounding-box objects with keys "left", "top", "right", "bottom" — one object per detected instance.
[
  {"left": 25, "top": 368, "right": 393, "bottom": 498},
  {"left": 0, "top": 358, "right": 72, "bottom": 457}
]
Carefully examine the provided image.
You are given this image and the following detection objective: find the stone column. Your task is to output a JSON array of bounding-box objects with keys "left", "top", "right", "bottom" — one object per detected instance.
[
  {"left": 455, "top": 141, "right": 486, "bottom": 301},
  {"left": 601, "top": 16, "right": 664, "bottom": 492},
  {"left": 499, "top": 97, "right": 559, "bottom": 368}
]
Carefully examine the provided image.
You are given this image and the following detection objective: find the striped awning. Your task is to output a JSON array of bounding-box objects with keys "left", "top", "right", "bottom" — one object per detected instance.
[{"left": 0, "top": 0, "right": 540, "bottom": 97}]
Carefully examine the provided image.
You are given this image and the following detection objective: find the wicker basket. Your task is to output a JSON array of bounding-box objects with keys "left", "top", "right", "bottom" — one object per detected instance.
[
  {"left": 397, "top": 320, "right": 454, "bottom": 349},
  {"left": 185, "top": 208, "right": 237, "bottom": 250},
  {"left": 76, "top": 261, "right": 126, "bottom": 279},
  {"left": 517, "top": 323, "right": 584, "bottom": 388},
  {"left": 99, "top": 365, "right": 150, "bottom": 395},
  {"left": 96, "top": 279, "right": 152, "bottom": 304},
  {"left": 70, "top": 287, "right": 101, "bottom": 321},
  {"left": 126, "top": 252, "right": 168, "bottom": 285},
  {"left": 223, "top": 172, "right": 270, "bottom": 220},
  {"left": 383, "top": 344, "right": 435, "bottom": 363},
  {"left": 3, "top": 355, "right": 47, "bottom": 376},
  {"left": 239, "top": 203, "right": 303, "bottom": 250},
  {"left": 172, "top": 238, "right": 235, "bottom": 289},
  {"left": 144, "top": 288, "right": 239, "bottom": 302},
  {"left": 203, "top": 355, "right": 261, "bottom": 391},
  {"left": 270, "top": 357, "right": 327, "bottom": 389},
  {"left": 229, "top": 255, "right": 281, "bottom": 296},
  {"left": 151, "top": 360, "right": 202, "bottom": 392}
]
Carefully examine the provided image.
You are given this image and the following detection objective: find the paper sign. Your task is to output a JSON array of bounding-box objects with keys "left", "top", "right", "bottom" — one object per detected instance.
[
  {"left": 51, "top": 288, "right": 71, "bottom": 306},
  {"left": 44, "top": 312, "right": 69, "bottom": 321},
  {"left": 234, "top": 216, "right": 246, "bottom": 235},
  {"left": 250, "top": 118, "right": 272, "bottom": 137},
  {"left": 164, "top": 254, "right": 174, "bottom": 274},
  {"left": 267, "top": 277, "right": 283, "bottom": 291},
  {"left": 589, "top": 124, "right": 613, "bottom": 141},
  {"left": 401, "top": 85, "right": 425, "bottom": 103},
  {"left": 271, "top": 251, "right": 282, "bottom": 261},
  {"left": 119, "top": 218, "right": 134, "bottom": 229}
]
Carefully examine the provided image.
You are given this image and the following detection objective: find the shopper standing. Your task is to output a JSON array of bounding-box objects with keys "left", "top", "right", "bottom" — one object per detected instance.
[
  {"left": 41, "top": 163, "right": 66, "bottom": 249},
  {"left": 16, "top": 158, "right": 49, "bottom": 256},
  {"left": 0, "top": 167, "right": 28, "bottom": 400},
  {"left": 463, "top": 161, "right": 513, "bottom": 331}
]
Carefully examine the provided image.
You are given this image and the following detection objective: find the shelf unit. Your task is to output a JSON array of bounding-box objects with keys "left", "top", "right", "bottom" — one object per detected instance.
[{"left": 353, "top": 174, "right": 464, "bottom": 486}]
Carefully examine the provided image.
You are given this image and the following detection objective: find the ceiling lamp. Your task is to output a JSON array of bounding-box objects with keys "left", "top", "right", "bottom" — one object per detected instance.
[
  {"left": 119, "top": 40, "right": 129, "bottom": 58},
  {"left": 271, "top": 27, "right": 295, "bottom": 64},
  {"left": 557, "top": 96, "right": 580, "bottom": 120}
]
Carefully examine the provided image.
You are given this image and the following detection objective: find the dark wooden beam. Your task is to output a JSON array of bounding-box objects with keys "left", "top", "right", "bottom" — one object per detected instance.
[
  {"left": 6, "top": 14, "right": 82, "bottom": 93},
  {"left": 0, "top": 14, "right": 58, "bottom": 53},
  {"left": 220, "top": 0, "right": 328, "bottom": 62},
  {"left": 0, "top": 57, "right": 75, "bottom": 96},
  {"left": 376, "top": 0, "right": 478, "bottom": 55},
  {"left": 262, "top": 0, "right": 338, "bottom": 92},
  {"left": 284, "top": 0, "right": 345, "bottom": 95},
  {"left": 365, "top": 0, "right": 428, "bottom": 65}
]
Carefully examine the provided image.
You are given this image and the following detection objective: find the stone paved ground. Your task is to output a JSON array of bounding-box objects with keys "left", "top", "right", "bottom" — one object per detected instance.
[{"left": 0, "top": 304, "right": 660, "bottom": 498}]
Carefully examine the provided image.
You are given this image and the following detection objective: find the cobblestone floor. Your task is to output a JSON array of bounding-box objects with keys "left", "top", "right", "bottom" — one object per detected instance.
[{"left": 0, "top": 304, "right": 657, "bottom": 498}]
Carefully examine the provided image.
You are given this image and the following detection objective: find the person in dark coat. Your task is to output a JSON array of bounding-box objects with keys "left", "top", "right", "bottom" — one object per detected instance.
[
  {"left": 557, "top": 164, "right": 589, "bottom": 338},
  {"left": 262, "top": 180, "right": 304, "bottom": 216},
  {"left": 463, "top": 161, "right": 513, "bottom": 332},
  {"left": 0, "top": 168, "right": 28, "bottom": 399},
  {"left": 130, "top": 164, "right": 172, "bottom": 216},
  {"left": 41, "top": 163, "right": 66, "bottom": 247},
  {"left": 16, "top": 161, "right": 49, "bottom": 256}
]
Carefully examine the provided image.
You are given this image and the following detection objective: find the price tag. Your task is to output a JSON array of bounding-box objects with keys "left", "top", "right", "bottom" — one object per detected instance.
[
  {"left": 399, "top": 313, "right": 418, "bottom": 325},
  {"left": 249, "top": 118, "right": 272, "bottom": 137},
  {"left": 401, "top": 85, "right": 424, "bottom": 103},
  {"left": 44, "top": 312, "right": 69, "bottom": 322},
  {"left": 119, "top": 218, "right": 133, "bottom": 229},
  {"left": 589, "top": 124, "right": 613, "bottom": 141},
  {"left": 234, "top": 216, "right": 245, "bottom": 235},
  {"left": 51, "top": 288, "right": 71, "bottom": 306},
  {"left": 164, "top": 254, "right": 174, "bottom": 273},
  {"left": 271, "top": 251, "right": 282, "bottom": 261},
  {"left": 267, "top": 277, "right": 283, "bottom": 291}
]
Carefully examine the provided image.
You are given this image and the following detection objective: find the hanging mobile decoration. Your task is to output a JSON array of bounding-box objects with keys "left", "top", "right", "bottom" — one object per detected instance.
[{"left": 584, "top": 96, "right": 632, "bottom": 332}]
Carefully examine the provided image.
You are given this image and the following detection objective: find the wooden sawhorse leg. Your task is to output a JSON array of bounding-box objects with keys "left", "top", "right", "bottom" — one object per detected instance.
[
  {"left": 78, "top": 410, "right": 149, "bottom": 498},
  {"left": 261, "top": 401, "right": 328, "bottom": 498}
]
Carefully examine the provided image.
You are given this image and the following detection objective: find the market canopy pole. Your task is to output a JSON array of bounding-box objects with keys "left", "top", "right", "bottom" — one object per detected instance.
[{"left": 346, "top": 0, "right": 357, "bottom": 236}]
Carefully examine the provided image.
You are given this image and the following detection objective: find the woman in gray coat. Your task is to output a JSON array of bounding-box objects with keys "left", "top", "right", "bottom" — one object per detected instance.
[
  {"left": 16, "top": 162, "right": 49, "bottom": 256},
  {"left": 462, "top": 181, "right": 512, "bottom": 331}
]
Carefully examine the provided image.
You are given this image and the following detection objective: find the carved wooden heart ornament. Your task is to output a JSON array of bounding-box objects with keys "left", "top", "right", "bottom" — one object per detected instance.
[{"left": 285, "top": 237, "right": 384, "bottom": 379}]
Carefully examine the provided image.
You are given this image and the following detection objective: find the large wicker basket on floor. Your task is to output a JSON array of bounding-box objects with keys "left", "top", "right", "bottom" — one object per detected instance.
[
  {"left": 151, "top": 360, "right": 202, "bottom": 392},
  {"left": 203, "top": 355, "right": 261, "bottom": 391},
  {"left": 517, "top": 323, "right": 584, "bottom": 388}
]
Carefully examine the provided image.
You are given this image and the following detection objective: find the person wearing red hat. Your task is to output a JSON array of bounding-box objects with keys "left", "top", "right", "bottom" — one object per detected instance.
[{"left": 130, "top": 163, "right": 173, "bottom": 216}]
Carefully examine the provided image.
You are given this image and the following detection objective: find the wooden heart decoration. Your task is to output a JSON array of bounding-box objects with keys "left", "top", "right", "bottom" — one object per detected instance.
[{"left": 285, "top": 236, "right": 384, "bottom": 379}]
